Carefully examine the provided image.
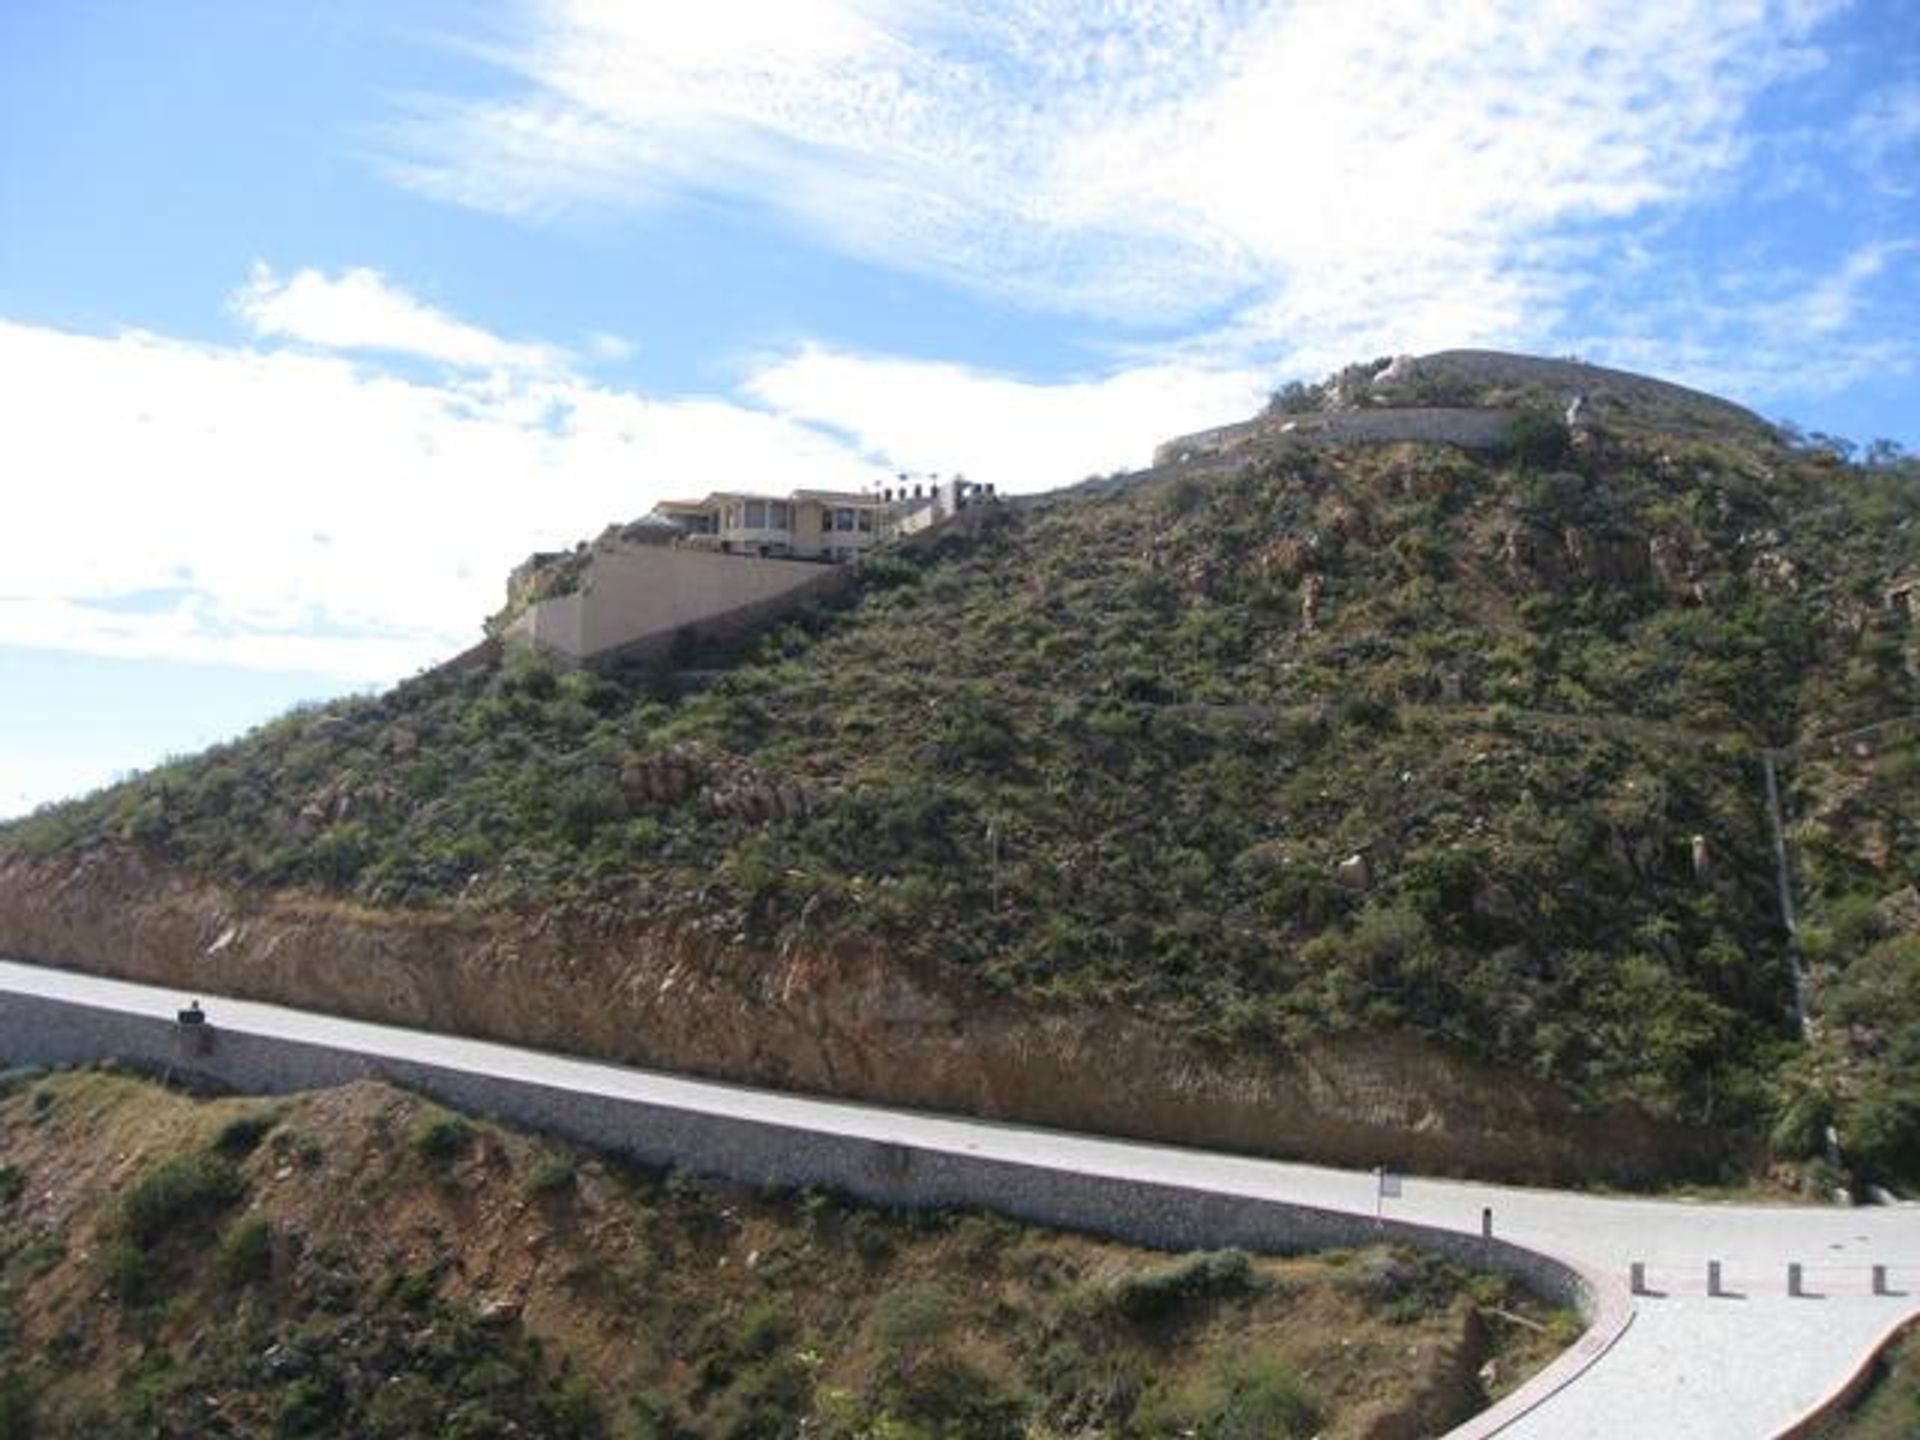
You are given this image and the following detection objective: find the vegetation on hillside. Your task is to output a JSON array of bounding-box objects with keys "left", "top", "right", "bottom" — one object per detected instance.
[
  {"left": 4, "top": 402, "right": 1916, "bottom": 1184},
  {"left": 0, "top": 1067, "right": 1566, "bottom": 1438}
]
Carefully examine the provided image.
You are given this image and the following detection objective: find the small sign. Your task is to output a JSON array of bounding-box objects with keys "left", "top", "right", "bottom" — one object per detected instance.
[{"left": 1377, "top": 1170, "right": 1402, "bottom": 1199}]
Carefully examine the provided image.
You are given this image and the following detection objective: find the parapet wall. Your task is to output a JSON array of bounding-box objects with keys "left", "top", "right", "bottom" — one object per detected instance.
[{"left": 1153, "top": 406, "right": 1519, "bottom": 467}]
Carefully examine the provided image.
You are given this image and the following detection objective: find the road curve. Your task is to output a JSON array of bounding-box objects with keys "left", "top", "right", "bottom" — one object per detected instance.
[{"left": 0, "top": 957, "right": 1913, "bottom": 1438}]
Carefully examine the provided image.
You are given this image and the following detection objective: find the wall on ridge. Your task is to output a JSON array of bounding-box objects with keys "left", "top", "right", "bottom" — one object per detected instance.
[{"left": 1153, "top": 407, "right": 1519, "bottom": 467}]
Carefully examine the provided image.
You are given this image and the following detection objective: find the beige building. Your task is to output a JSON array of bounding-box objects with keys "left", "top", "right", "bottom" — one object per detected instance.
[
  {"left": 499, "top": 477, "right": 998, "bottom": 667},
  {"left": 652, "top": 489, "right": 896, "bottom": 561}
]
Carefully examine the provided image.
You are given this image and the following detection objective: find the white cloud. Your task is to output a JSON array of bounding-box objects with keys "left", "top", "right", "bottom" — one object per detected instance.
[
  {"left": 1847, "top": 81, "right": 1920, "bottom": 195},
  {"left": 1777, "top": 241, "right": 1914, "bottom": 336},
  {"left": 0, "top": 316, "right": 886, "bottom": 681},
  {"left": 0, "top": 273, "right": 1288, "bottom": 686},
  {"left": 234, "top": 263, "right": 566, "bottom": 371},
  {"left": 586, "top": 331, "right": 637, "bottom": 362},
  {"left": 745, "top": 346, "right": 1269, "bottom": 492},
  {"left": 385, "top": 0, "right": 1842, "bottom": 359},
  {"left": 1568, "top": 241, "right": 1920, "bottom": 405}
]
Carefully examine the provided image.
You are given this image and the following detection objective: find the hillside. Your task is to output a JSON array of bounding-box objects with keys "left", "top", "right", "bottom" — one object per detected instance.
[
  {"left": 3, "top": 352, "right": 1916, "bottom": 1187},
  {"left": 0, "top": 1065, "right": 1566, "bottom": 1438}
]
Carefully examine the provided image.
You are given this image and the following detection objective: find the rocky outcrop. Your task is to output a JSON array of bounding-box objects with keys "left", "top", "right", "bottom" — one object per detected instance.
[
  {"left": 618, "top": 746, "right": 822, "bottom": 822},
  {"left": 0, "top": 846, "right": 1718, "bottom": 1187}
]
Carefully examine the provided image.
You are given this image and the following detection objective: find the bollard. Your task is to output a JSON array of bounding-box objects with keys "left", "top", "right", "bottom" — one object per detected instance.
[
  {"left": 1630, "top": 1262, "right": 1650, "bottom": 1295},
  {"left": 1788, "top": 1263, "right": 1805, "bottom": 1297},
  {"left": 1480, "top": 1206, "right": 1493, "bottom": 1239},
  {"left": 1872, "top": 1265, "right": 1893, "bottom": 1297},
  {"left": 1708, "top": 1260, "right": 1726, "bottom": 1297}
]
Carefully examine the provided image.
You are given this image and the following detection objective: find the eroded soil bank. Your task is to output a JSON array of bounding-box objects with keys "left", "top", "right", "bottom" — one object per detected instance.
[{"left": 0, "top": 847, "right": 1713, "bottom": 1185}]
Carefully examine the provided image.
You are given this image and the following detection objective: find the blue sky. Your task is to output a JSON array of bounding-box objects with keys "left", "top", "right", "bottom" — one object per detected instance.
[{"left": 1, "top": 0, "right": 1916, "bottom": 817}]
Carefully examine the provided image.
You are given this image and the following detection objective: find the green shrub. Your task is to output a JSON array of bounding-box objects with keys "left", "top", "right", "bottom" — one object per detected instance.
[
  {"left": 525, "top": 1154, "right": 577, "bottom": 1197},
  {"left": 1134, "top": 1353, "right": 1320, "bottom": 1439},
  {"left": 216, "top": 1214, "right": 274, "bottom": 1287},
  {"left": 1842, "top": 1090, "right": 1920, "bottom": 1182},
  {"left": 14, "top": 1236, "right": 63, "bottom": 1279},
  {"left": 122, "top": 1152, "right": 246, "bottom": 1247},
  {"left": 1105, "top": 1249, "right": 1253, "bottom": 1323},
  {"left": 879, "top": 1352, "right": 1024, "bottom": 1439},
  {"left": 413, "top": 1116, "right": 475, "bottom": 1165},
  {"left": 100, "top": 1239, "right": 157, "bottom": 1305},
  {"left": 1503, "top": 409, "right": 1573, "bottom": 468},
  {"left": 0, "top": 1067, "right": 46, "bottom": 1099},
  {"left": 0, "top": 1367, "right": 34, "bottom": 1440},
  {"left": 869, "top": 1284, "right": 956, "bottom": 1364},
  {"left": 275, "top": 1376, "right": 346, "bottom": 1437},
  {"left": 211, "top": 1109, "right": 281, "bottom": 1157}
]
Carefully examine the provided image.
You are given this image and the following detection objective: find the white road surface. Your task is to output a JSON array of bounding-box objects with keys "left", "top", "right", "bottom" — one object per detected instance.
[{"left": 1, "top": 957, "right": 1914, "bottom": 1438}]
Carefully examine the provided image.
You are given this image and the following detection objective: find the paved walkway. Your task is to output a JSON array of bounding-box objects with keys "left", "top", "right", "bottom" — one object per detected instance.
[{"left": 0, "top": 958, "right": 1913, "bottom": 1438}]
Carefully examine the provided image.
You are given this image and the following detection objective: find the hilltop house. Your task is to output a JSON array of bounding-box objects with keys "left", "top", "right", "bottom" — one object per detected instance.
[
  {"left": 501, "top": 477, "right": 996, "bottom": 667},
  {"left": 648, "top": 478, "right": 991, "bottom": 561},
  {"left": 649, "top": 489, "right": 887, "bottom": 561}
]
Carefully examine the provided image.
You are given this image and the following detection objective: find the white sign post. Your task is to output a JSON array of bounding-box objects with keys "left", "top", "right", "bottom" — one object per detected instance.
[{"left": 1374, "top": 1167, "right": 1401, "bottom": 1219}]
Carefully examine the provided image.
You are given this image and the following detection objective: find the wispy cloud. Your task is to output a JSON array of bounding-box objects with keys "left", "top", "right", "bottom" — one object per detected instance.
[
  {"left": 0, "top": 267, "right": 1290, "bottom": 682},
  {"left": 1846, "top": 80, "right": 1920, "bottom": 196},
  {"left": 1570, "top": 240, "right": 1919, "bottom": 406},
  {"left": 0, "top": 311, "right": 885, "bottom": 680},
  {"left": 383, "top": 0, "right": 1845, "bottom": 361},
  {"left": 234, "top": 263, "right": 566, "bottom": 372},
  {"left": 745, "top": 345, "right": 1269, "bottom": 491}
]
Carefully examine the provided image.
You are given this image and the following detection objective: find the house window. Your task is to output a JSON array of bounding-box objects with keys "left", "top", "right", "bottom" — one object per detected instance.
[
  {"left": 857, "top": 509, "right": 874, "bottom": 533},
  {"left": 770, "top": 502, "right": 791, "bottom": 530},
  {"left": 744, "top": 499, "right": 768, "bottom": 529},
  {"left": 833, "top": 507, "right": 855, "bottom": 532}
]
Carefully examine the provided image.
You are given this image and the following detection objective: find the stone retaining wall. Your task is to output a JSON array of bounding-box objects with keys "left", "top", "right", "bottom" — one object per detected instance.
[
  {"left": 0, "top": 985, "right": 1633, "bottom": 1437},
  {"left": 0, "top": 990, "right": 1590, "bottom": 1307}
]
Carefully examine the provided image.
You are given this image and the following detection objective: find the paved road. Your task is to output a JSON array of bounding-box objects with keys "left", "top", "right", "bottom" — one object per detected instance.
[{"left": 1, "top": 958, "right": 1914, "bottom": 1438}]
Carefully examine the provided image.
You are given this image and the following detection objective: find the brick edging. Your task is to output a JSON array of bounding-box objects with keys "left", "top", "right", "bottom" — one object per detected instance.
[{"left": 1769, "top": 1308, "right": 1920, "bottom": 1439}]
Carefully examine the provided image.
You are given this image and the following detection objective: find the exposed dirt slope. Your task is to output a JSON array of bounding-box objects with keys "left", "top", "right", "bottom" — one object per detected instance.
[{"left": 0, "top": 846, "right": 1703, "bottom": 1186}]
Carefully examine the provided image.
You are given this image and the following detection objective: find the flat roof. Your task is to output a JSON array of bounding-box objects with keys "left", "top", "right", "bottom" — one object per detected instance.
[{"left": 667, "top": 489, "right": 888, "bottom": 508}]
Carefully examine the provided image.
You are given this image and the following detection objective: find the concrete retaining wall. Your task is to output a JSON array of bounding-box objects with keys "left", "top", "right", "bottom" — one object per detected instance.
[{"left": 507, "top": 545, "right": 853, "bottom": 666}]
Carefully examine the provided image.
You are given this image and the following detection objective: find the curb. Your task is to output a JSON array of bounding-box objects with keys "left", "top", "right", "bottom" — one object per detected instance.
[
  {"left": 1437, "top": 1260, "right": 1636, "bottom": 1439},
  {"left": 1770, "top": 1307, "right": 1920, "bottom": 1439}
]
